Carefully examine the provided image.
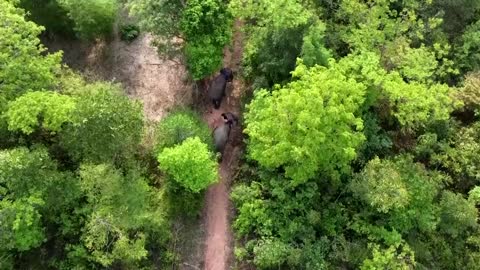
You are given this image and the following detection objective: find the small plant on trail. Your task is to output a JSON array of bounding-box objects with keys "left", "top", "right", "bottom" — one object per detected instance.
[{"left": 120, "top": 24, "right": 140, "bottom": 41}]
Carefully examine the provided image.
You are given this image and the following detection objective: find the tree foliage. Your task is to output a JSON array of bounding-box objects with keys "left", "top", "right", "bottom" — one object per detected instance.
[
  {"left": 154, "top": 109, "right": 212, "bottom": 154},
  {"left": 0, "top": 147, "right": 75, "bottom": 252},
  {"left": 18, "top": 0, "right": 75, "bottom": 36},
  {"left": 245, "top": 60, "right": 366, "bottom": 184},
  {"left": 0, "top": 0, "right": 62, "bottom": 101},
  {"left": 229, "top": 0, "right": 316, "bottom": 86},
  {"left": 233, "top": 1, "right": 480, "bottom": 268},
  {"left": 128, "top": 0, "right": 232, "bottom": 79},
  {"left": 158, "top": 137, "right": 218, "bottom": 193},
  {"left": 72, "top": 164, "right": 167, "bottom": 267},
  {"left": 58, "top": 0, "right": 118, "bottom": 39},
  {"left": 4, "top": 0, "right": 480, "bottom": 269},
  {"left": 59, "top": 83, "right": 144, "bottom": 163},
  {"left": 0, "top": 3, "right": 212, "bottom": 269},
  {"left": 6, "top": 91, "right": 75, "bottom": 134}
]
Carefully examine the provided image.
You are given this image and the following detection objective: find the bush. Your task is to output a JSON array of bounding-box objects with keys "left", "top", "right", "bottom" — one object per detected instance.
[
  {"left": 59, "top": 0, "right": 118, "bottom": 39},
  {"left": 154, "top": 109, "right": 212, "bottom": 155},
  {"left": 120, "top": 23, "right": 140, "bottom": 41},
  {"left": 157, "top": 137, "right": 218, "bottom": 193}
]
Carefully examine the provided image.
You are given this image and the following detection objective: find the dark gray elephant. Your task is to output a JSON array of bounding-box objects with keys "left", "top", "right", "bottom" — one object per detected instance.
[{"left": 208, "top": 68, "right": 233, "bottom": 109}]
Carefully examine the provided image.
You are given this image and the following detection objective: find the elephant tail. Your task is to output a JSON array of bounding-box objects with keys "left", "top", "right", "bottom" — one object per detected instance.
[{"left": 213, "top": 99, "right": 221, "bottom": 109}]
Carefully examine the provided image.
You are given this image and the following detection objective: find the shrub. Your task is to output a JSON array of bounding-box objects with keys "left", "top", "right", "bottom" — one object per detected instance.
[
  {"left": 154, "top": 109, "right": 212, "bottom": 154},
  {"left": 157, "top": 137, "right": 218, "bottom": 193},
  {"left": 120, "top": 23, "right": 140, "bottom": 41}
]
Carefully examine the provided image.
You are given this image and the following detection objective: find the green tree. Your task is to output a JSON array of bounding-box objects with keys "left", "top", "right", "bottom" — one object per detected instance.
[
  {"left": 158, "top": 137, "right": 218, "bottom": 193},
  {"left": 0, "top": 0, "right": 62, "bottom": 101},
  {"left": 181, "top": 0, "right": 233, "bottom": 79},
  {"left": 351, "top": 155, "right": 445, "bottom": 237},
  {"left": 58, "top": 0, "right": 118, "bottom": 39},
  {"left": 59, "top": 83, "right": 144, "bottom": 163},
  {"left": 457, "top": 72, "right": 480, "bottom": 114},
  {"left": 244, "top": 60, "right": 366, "bottom": 184},
  {"left": 301, "top": 21, "right": 332, "bottom": 68},
  {"left": 0, "top": 196, "right": 45, "bottom": 252},
  {"left": 72, "top": 163, "right": 168, "bottom": 267},
  {"left": 433, "top": 123, "right": 480, "bottom": 189},
  {"left": 6, "top": 91, "right": 75, "bottom": 134},
  {"left": 0, "top": 147, "right": 78, "bottom": 253},
  {"left": 231, "top": 164, "right": 347, "bottom": 269},
  {"left": 229, "top": 0, "right": 316, "bottom": 86},
  {"left": 253, "top": 238, "right": 292, "bottom": 269},
  {"left": 154, "top": 109, "right": 212, "bottom": 154},
  {"left": 360, "top": 242, "right": 416, "bottom": 270},
  {"left": 432, "top": 0, "right": 480, "bottom": 40},
  {"left": 456, "top": 20, "right": 480, "bottom": 74},
  {"left": 128, "top": 0, "right": 232, "bottom": 79},
  {"left": 18, "top": 0, "right": 75, "bottom": 37},
  {"left": 351, "top": 157, "right": 410, "bottom": 214},
  {"left": 438, "top": 191, "right": 478, "bottom": 238},
  {"left": 335, "top": 0, "right": 459, "bottom": 82},
  {"left": 336, "top": 52, "right": 457, "bottom": 130}
]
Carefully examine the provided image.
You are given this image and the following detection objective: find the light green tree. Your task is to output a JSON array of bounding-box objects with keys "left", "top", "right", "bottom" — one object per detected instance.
[
  {"left": 0, "top": 0, "right": 62, "bottom": 101},
  {"left": 6, "top": 91, "right": 75, "bottom": 134},
  {"left": 361, "top": 242, "right": 416, "bottom": 270},
  {"left": 244, "top": 60, "right": 366, "bottom": 184},
  {"left": 158, "top": 137, "right": 218, "bottom": 192}
]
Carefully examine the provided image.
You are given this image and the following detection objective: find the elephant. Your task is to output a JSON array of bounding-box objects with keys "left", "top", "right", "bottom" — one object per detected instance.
[
  {"left": 213, "top": 123, "right": 231, "bottom": 156},
  {"left": 213, "top": 112, "right": 238, "bottom": 160},
  {"left": 208, "top": 68, "right": 233, "bottom": 109},
  {"left": 221, "top": 112, "right": 239, "bottom": 126}
]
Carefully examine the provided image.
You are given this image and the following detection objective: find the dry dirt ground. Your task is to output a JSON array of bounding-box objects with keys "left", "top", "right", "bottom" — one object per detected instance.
[{"left": 44, "top": 34, "right": 192, "bottom": 121}]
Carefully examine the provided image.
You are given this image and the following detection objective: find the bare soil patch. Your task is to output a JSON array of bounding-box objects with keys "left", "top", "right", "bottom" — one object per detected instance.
[{"left": 44, "top": 34, "right": 192, "bottom": 121}]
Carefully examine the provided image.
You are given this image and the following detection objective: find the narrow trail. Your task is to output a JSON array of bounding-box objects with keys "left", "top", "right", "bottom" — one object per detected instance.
[{"left": 202, "top": 21, "right": 245, "bottom": 270}]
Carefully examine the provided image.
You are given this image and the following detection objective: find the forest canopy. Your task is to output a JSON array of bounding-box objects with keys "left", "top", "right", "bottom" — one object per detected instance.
[{"left": 2, "top": 0, "right": 480, "bottom": 269}]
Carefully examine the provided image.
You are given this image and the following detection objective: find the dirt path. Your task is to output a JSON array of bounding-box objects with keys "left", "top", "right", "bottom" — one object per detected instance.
[{"left": 202, "top": 21, "right": 245, "bottom": 270}]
